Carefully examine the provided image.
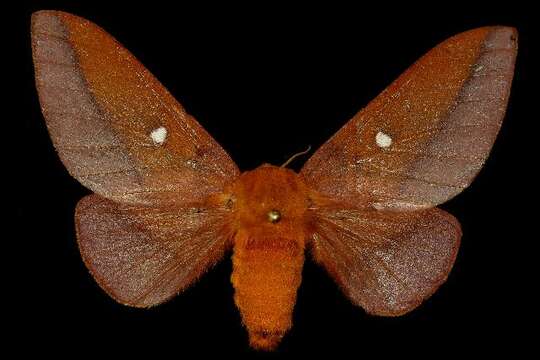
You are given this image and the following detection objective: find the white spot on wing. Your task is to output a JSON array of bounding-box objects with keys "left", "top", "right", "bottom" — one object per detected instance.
[
  {"left": 375, "top": 131, "right": 392, "bottom": 148},
  {"left": 150, "top": 126, "right": 167, "bottom": 145}
]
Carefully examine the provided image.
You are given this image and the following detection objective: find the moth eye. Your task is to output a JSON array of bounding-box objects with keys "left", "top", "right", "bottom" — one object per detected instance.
[{"left": 267, "top": 209, "right": 281, "bottom": 223}]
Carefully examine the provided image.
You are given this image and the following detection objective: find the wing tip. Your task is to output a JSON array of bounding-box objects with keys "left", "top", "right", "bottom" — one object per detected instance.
[
  {"left": 485, "top": 26, "right": 518, "bottom": 52},
  {"left": 30, "top": 10, "right": 73, "bottom": 43},
  {"left": 31, "top": 10, "right": 92, "bottom": 37},
  {"left": 450, "top": 26, "right": 517, "bottom": 55},
  {"left": 31, "top": 10, "right": 63, "bottom": 29},
  {"left": 31, "top": 9, "right": 75, "bottom": 22}
]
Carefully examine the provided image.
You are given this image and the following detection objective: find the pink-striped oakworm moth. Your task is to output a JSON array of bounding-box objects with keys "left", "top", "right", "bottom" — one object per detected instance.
[{"left": 31, "top": 10, "right": 517, "bottom": 350}]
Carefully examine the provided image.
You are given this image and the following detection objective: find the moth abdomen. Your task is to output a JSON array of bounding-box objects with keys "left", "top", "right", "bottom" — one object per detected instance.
[{"left": 231, "top": 229, "right": 304, "bottom": 350}]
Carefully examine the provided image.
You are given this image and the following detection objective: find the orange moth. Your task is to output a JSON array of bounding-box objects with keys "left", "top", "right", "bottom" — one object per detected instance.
[{"left": 31, "top": 10, "right": 517, "bottom": 350}]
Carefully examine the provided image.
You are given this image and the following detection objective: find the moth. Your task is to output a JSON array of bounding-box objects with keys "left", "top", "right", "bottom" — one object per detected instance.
[{"left": 31, "top": 10, "right": 517, "bottom": 350}]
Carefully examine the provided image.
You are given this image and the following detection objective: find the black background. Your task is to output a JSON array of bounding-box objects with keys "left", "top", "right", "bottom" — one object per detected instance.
[{"left": 12, "top": 1, "right": 536, "bottom": 358}]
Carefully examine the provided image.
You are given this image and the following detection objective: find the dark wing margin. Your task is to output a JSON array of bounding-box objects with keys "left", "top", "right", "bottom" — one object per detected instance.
[
  {"left": 310, "top": 206, "right": 461, "bottom": 316},
  {"left": 302, "top": 27, "right": 517, "bottom": 210},
  {"left": 32, "top": 10, "right": 238, "bottom": 206},
  {"left": 75, "top": 195, "right": 233, "bottom": 307}
]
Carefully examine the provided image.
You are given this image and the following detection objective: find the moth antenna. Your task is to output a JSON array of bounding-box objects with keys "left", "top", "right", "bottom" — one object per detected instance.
[{"left": 281, "top": 145, "right": 312, "bottom": 168}]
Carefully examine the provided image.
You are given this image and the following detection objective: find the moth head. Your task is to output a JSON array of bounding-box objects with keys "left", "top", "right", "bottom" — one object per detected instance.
[{"left": 227, "top": 165, "right": 310, "bottom": 229}]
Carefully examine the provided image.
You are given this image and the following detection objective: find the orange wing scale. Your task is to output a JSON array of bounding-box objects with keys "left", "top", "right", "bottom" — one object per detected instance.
[
  {"left": 302, "top": 27, "right": 517, "bottom": 210},
  {"left": 32, "top": 10, "right": 239, "bottom": 308},
  {"left": 32, "top": 11, "right": 238, "bottom": 207}
]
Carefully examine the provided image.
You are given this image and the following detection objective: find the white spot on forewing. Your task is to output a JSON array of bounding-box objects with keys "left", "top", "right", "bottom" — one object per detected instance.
[
  {"left": 375, "top": 131, "right": 392, "bottom": 148},
  {"left": 150, "top": 126, "right": 167, "bottom": 145}
]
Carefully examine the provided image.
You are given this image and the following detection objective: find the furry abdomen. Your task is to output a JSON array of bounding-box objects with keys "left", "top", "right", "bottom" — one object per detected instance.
[{"left": 231, "top": 230, "right": 304, "bottom": 350}]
